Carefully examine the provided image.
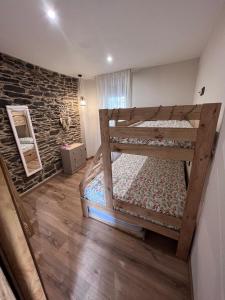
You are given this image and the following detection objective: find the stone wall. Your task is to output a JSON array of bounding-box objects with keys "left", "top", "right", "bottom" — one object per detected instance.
[{"left": 0, "top": 53, "right": 81, "bottom": 193}]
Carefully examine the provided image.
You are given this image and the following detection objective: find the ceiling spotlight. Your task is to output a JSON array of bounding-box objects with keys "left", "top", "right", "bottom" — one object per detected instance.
[
  {"left": 46, "top": 9, "right": 57, "bottom": 21},
  {"left": 107, "top": 55, "right": 113, "bottom": 63}
]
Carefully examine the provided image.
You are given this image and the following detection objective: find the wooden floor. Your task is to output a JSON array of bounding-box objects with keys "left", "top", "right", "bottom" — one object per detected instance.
[{"left": 22, "top": 163, "right": 192, "bottom": 300}]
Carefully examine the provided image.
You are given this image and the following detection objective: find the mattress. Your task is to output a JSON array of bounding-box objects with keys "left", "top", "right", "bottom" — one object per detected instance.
[
  {"left": 19, "top": 137, "right": 34, "bottom": 152},
  {"left": 21, "top": 144, "right": 34, "bottom": 152},
  {"left": 111, "top": 120, "right": 193, "bottom": 149},
  {"left": 83, "top": 153, "right": 186, "bottom": 229},
  {"left": 19, "top": 137, "right": 34, "bottom": 144}
]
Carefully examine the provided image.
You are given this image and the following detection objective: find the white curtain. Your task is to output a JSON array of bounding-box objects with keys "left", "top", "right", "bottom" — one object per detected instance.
[
  {"left": 96, "top": 69, "right": 131, "bottom": 109},
  {"left": 96, "top": 69, "right": 131, "bottom": 159}
]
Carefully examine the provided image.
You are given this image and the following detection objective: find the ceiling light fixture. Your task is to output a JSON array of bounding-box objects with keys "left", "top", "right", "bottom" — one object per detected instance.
[
  {"left": 46, "top": 8, "right": 57, "bottom": 21},
  {"left": 107, "top": 55, "right": 113, "bottom": 63}
]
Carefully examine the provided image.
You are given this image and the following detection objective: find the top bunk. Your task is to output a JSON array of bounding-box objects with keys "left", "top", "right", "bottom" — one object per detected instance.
[
  {"left": 111, "top": 119, "right": 193, "bottom": 150},
  {"left": 100, "top": 104, "right": 218, "bottom": 162}
]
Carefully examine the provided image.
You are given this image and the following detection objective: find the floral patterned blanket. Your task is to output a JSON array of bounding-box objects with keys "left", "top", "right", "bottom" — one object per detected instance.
[
  {"left": 111, "top": 120, "right": 193, "bottom": 149},
  {"left": 84, "top": 153, "right": 186, "bottom": 229}
]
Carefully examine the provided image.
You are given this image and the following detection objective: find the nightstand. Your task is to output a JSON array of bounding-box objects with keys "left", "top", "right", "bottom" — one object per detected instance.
[{"left": 61, "top": 143, "right": 86, "bottom": 175}]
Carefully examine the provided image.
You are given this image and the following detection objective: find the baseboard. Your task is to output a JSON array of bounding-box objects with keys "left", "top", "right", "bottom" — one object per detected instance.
[
  {"left": 188, "top": 258, "right": 194, "bottom": 300},
  {"left": 20, "top": 169, "right": 63, "bottom": 197}
]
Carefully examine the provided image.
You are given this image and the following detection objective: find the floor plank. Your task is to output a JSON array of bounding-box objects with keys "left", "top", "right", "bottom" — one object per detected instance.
[{"left": 22, "top": 163, "right": 192, "bottom": 300}]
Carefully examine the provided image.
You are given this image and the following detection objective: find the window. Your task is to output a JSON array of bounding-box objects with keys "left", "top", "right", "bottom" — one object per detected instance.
[
  {"left": 97, "top": 69, "right": 131, "bottom": 109},
  {"left": 107, "top": 96, "right": 127, "bottom": 109}
]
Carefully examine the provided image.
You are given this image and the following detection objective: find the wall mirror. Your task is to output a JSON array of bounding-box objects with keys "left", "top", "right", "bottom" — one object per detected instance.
[{"left": 6, "top": 105, "right": 42, "bottom": 177}]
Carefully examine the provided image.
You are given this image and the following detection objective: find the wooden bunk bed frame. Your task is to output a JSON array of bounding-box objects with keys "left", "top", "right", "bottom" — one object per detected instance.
[{"left": 80, "top": 103, "right": 221, "bottom": 260}]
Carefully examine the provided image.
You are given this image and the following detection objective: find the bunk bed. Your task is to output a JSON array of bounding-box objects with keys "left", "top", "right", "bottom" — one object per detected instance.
[{"left": 80, "top": 104, "right": 221, "bottom": 260}]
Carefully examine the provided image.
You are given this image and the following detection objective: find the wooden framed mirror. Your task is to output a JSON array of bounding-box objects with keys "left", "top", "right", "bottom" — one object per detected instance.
[{"left": 6, "top": 106, "right": 42, "bottom": 177}]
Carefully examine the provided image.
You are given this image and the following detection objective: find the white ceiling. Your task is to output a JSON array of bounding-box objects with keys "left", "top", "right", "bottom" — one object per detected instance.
[{"left": 0, "top": 0, "right": 224, "bottom": 77}]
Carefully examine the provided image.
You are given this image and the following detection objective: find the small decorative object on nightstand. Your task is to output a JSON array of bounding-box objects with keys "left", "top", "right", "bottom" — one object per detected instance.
[{"left": 61, "top": 143, "right": 86, "bottom": 175}]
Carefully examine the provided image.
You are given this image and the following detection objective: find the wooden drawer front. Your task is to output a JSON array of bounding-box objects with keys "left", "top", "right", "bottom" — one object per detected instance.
[
  {"left": 70, "top": 152, "right": 77, "bottom": 171},
  {"left": 61, "top": 144, "right": 86, "bottom": 175},
  {"left": 70, "top": 146, "right": 86, "bottom": 170}
]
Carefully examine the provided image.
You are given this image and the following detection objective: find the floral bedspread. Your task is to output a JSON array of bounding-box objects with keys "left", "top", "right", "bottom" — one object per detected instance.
[
  {"left": 111, "top": 120, "right": 193, "bottom": 149},
  {"left": 84, "top": 153, "right": 186, "bottom": 228}
]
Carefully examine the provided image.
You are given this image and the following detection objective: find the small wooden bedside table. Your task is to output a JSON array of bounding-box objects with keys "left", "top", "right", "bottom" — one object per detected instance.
[{"left": 61, "top": 143, "right": 86, "bottom": 175}]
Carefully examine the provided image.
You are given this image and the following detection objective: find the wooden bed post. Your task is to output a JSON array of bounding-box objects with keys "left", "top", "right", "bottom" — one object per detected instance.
[
  {"left": 176, "top": 103, "right": 221, "bottom": 260},
  {"left": 99, "top": 109, "right": 113, "bottom": 209}
]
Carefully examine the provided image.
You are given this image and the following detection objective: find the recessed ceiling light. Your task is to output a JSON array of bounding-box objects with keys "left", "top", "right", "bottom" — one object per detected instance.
[
  {"left": 46, "top": 9, "right": 57, "bottom": 21},
  {"left": 107, "top": 55, "right": 113, "bottom": 63}
]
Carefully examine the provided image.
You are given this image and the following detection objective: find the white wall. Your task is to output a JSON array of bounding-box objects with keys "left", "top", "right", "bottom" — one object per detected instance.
[
  {"left": 132, "top": 59, "right": 198, "bottom": 107},
  {"left": 81, "top": 79, "right": 100, "bottom": 157},
  {"left": 191, "top": 6, "right": 225, "bottom": 300}
]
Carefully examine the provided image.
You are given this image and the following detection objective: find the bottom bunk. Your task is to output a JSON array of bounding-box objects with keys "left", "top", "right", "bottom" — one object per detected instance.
[{"left": 81, "top": 152, "right": 187, "bottom": 239}]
